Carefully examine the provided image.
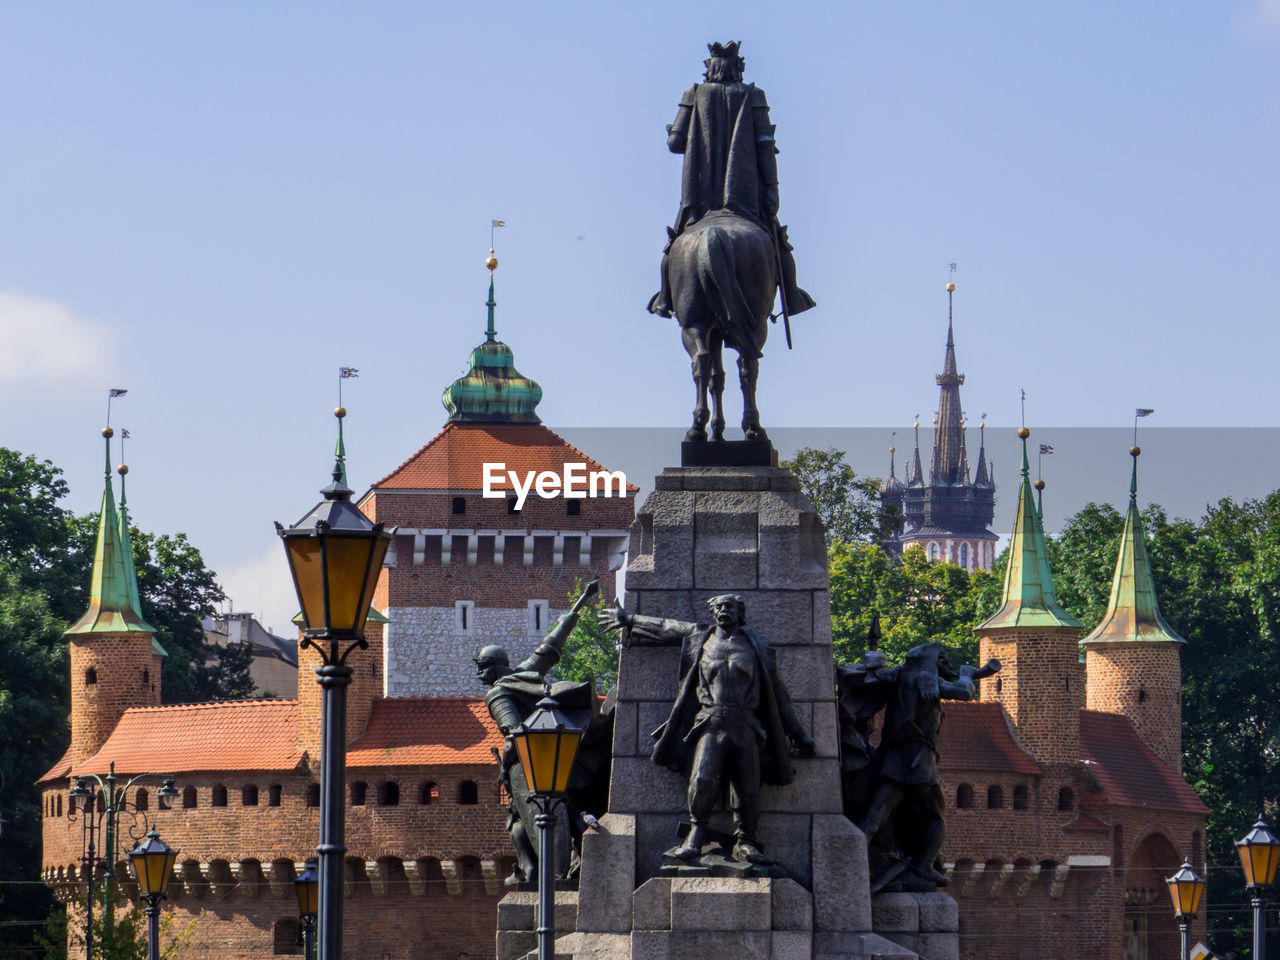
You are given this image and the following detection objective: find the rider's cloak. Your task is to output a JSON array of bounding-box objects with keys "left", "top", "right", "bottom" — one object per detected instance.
[{"left": 673, "top": 81, "right": 771, "bottom": 232}]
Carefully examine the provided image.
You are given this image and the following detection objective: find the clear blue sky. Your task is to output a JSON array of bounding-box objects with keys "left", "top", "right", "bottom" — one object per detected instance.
[{"left": 3, "top": 1, "right": 1277, "bottom": 632}]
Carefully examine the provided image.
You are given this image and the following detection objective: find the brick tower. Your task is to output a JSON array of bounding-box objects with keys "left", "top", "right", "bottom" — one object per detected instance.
[
  {"left": 974, "top": 426, "right": 1085, "bottom": 768},
  {"left": 65, "top": 427, "right": 163, "bottom": 766},
  {"left": 1081, "top": 446, "right": 1187, "bottom": 772},
  {"left": 356, "top": 255, "right": 635, "bottom": 697},
  {"left": 895, "top": 283, "right": 998, "bottom": 571}
]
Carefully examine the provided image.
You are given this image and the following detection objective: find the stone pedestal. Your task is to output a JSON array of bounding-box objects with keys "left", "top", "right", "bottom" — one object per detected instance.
[{"left": 496, "top": 464, "right": 956, "bottom": 960}]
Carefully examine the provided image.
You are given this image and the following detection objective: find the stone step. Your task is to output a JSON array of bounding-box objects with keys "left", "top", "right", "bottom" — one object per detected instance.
[{"left": 814, "top": 931, "right": 919, "bottom": 960}]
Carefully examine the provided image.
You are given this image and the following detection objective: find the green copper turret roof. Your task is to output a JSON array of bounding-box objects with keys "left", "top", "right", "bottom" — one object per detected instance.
[
  {"left": 442, "top": 267, "right": 542, "bottom": 424},
  {"left": 1081, "top": 450, "right": 1185, "bottom": 646},
  {"left": 977, "top": 429, "right": 1083, "bottom": 631},
  {"left": 67, "top": 431, "right": 156, "bottom": 637}
]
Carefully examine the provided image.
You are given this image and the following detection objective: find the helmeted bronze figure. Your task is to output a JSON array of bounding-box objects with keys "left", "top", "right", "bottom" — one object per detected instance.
[
  {"left": 838, "top": 640, "right": 1000, "bottom": 892},
  {"left": 601, "top": 594, "right": 815, "bottom": 866},
  {"left": 650, "top": 41, "right": 815, "bottom": 444},
  {"left": 477, "top": 580, "right": 612, "bottom": 885}
]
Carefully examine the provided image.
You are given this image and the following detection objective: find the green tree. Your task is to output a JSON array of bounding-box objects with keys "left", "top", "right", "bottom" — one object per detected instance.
[
  {"left": 556, "top": 580, "right": 618, "bottom": 692},
  {"left": 827, "top": 541, "right": 1002, "bottom": 667},
  {"left": 781, "top": 447, "right": 895, "bottom": 545},
  {"left": 37, "top": 887, "right": 195, "bottom": 960}
]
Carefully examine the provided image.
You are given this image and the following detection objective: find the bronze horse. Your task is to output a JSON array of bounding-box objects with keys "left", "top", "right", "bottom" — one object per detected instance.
[{"left": 664, "top": 209, "right": 778, "bottom": 443}]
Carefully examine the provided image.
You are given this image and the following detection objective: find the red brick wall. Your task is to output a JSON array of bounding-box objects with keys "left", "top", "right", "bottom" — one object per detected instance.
[{"left": 1085, "top": 644, "right": 1183, "bottom": 772}]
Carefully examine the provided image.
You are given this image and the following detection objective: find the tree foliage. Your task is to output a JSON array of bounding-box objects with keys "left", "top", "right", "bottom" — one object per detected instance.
[
  {"left": 556, "top": 579, "right": 618, "bottom": 692},
  {"left": 781, "top": 447, "right": 896, "bottom": 545},
  {"left": 827, "top": 541, "right": 1002, "bottom": 668}
]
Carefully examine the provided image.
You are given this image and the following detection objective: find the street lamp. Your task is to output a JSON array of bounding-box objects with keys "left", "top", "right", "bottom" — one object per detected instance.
[
  {"left": 1237, "top": 816, "right": 1280, "bottom": 960},
  {"left": 277, "top": 458, "right": 391, "bottom": 960},
  {"left": 294, "top": 859, "right": 319, "bottom": 960},
  {"left": 68, "top": 764, "right": 178, "bottom": 960},
  {"left": 509, "top": 692, "right": 585, "bottom": 960},
  {"left": 128, "top": 828, "right": 178, "bottom": 960},
  {"left": 1166, "top": 859, "right": 1207, "bottom": 960}
]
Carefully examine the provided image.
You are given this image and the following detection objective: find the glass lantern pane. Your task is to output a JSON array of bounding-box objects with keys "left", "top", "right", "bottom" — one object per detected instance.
[
  {"left": 551, "top": 735, "right": 581, "bottom": 794},
  {"left": 286, "top": 538, "right": 327, "bottom": 629},
  {"left": 526, "top": 731, "right": 563, "bottom": 795},
  {"left": 324, "top": 537, "right": 376, "bottom": 632},
  {"left": 514, "top": 735, "right": 535, "bottom": 792}
]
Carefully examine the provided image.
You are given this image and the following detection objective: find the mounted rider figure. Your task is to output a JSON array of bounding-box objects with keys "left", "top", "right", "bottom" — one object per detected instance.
[{"left": 648, "top": 40, "right": 815, "bottom": 339}]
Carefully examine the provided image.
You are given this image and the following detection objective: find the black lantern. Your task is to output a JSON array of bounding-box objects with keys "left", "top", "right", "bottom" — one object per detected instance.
[
  {"left": 1238, "top": 817, "right": 1280, "bottom": 960},
  {"left": 510, "top": 693, "right": 586, "bottom": 797},
  {"left": 1166, "top": 859, "right": 1206, "bottom": 960},
  {"left": 1238, "top": 817, "right": 1280, "bottom": 892},
  {"left": 129, "top": 828, "right": 178, "bottom": 900},
  {"left": 276, "top": 463, "right": 391, "bottom": 638},
  {"left": 294, "top": 859, "right": 319, "bottom": 917}
]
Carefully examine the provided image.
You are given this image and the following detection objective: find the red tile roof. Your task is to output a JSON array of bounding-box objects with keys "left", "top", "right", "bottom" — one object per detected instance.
[
  {"left": 1079, "top": 710, "right": 1208, "bottom": 815},
  {"left": 936, "top": 701, "right": 1042, "bottom": 775},
  {"left": 347, "top": 698, "right": 502, "bottom": 768},
  {"left": 39, "top": 746, "right": 76, "bottom": 785},
  {"left": 59, "top": 700, "right": 304, "bottom": 780},
  {"left": 370, "top": 422, "right": 638, "bottom": 492}
]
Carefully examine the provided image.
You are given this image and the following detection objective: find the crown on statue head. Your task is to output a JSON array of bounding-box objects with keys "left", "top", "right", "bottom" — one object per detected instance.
[{"left": 707, "top": 41, "right": 741, "bottom": 60}]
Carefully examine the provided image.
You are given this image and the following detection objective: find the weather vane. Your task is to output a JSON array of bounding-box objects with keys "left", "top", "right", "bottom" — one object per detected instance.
[
  {"left": 1134, "top": 408, "right": 1154, "bottom": 447},
  {"left": 106, "top": 388, "right": 127, "bottom": 430}
]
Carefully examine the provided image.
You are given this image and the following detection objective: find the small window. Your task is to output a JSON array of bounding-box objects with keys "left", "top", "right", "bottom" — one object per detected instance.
[
  {"left": 528, "top": 600, "right": 549, "bottom": 636},
  {"left": 987, "top": 785, "right": 1004, "bottom": 809},
  {"left": 135, "top": 788, "right": 149, "bottom": 812},
  {"left": 455, "top": 601, "right": 475, "bottom": 634},
  {"left": 459, "top": 781, "right": 479, "bottom": 805},
  {"left": 959, "top": 543, "right": 969, "bottom": 568},
  {"left": 305, "top": 783, "right": 320, "bottom": 808},
  {"left": 56, "top": 795, "right": 62, "bottom": 817},
  {"left": 1013, "top": 785, "right": 1029, "bottom": 810},
  {"left": 85, "top": 667, "right": 97, "bottom": 685},
  {"left": 956, "top": 783, "right": 974, "bottom": 809},
  {"left": 351, "top": 782, "right": 367, "bottom": 806},
  {"left": 995, "top": 676, "right": 1003, "bottom": 694},
  {"left": 928, "top": 542, "right": 940, "bottom": 561},
  {"left": 1058, "top": 787, "right": 1074, "bottom": 812},
  {"left": 273, "top": 917, "right": 303, "bottom": 955},
  {"left": 243, "top": 784, "right": 259, "bottom": 806},
  {"left": 507, "top": 497, "right": 520, "bottom": 514},
  {"left": 268, "top": 784, "right": 282, "bottom": 807},
  {"left": 141, "top": 668, "right": 149, "bottom": 686},
  {"left": 420, "top": 782, "right": 438, "bottom": 806},
  {"left": 566, "top": 500, "right": 581, "bottom": 516},
  {"left": 1138, "top": 687, "right": 1147, "bottom": 704},
  {"left": 379, "top": 782, "right": 399, "bottom": 807},
  {"left": 1065, "top": 677, "right": 1070, "bottom": 693},
  {"left": 182, "top": 786, "right": 197, "bottom": 809},
  {"left": 451, "top": 497, "right": 466, "bottom": 515},
  {"left": 212, "top": 785, "right": 227, "bottom": 807}
]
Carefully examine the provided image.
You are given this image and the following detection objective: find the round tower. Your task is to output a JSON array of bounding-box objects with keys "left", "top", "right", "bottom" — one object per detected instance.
[
  {"left": 66, "top": 428, "right": 163, "bottom": 765},
  {"left": 974, "top": 427, "right": 1085, "bottom": 768},
  {"left": 1082, "top": 446, "right": 1186, "bottom": 771}
]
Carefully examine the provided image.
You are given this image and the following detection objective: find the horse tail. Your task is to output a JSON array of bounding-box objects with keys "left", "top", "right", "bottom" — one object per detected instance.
[{"left": 697, "top": 225, "right": 763, "bottom": 359}]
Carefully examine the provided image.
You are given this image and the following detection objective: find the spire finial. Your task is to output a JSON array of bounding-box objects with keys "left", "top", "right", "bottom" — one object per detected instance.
[
  {"left": 486, "top": 219, "right": 506, "bottom": 343},
  {"left": 336, "top": 368, "right": 358, "bottom": 487},
  {"left": 946, "top": 262, "right": 956, "bottom": 333},
  {"left": 118, "top": 428, "right": 131, "bottom": 506}
]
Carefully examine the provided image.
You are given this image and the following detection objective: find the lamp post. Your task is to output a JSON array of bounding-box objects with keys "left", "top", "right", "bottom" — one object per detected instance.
[
  {"left": 294, "top": 859, "right": 319, "bottom": 960},
  {"left": 1237, "top": 816, "right": 1280, "bottom": 960},
  {"left": 277, "top": 459, "right": 391, "bottom": 960},
  {"left": 68, "top": 764, "right": 178, "bottom": 960},
  {"left": 1166, "top": 859, "right": 1207, "bottom": 960},
  {"left": 128, "top": 828, "right": 178, "bottom": 960},
  {"left": 509, "top": 691, "right": 586, "bottom": 960}
]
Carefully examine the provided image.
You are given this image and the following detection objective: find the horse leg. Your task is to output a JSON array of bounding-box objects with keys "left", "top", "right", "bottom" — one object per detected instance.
[
  {"left": 683, "top": 325, "right": 712, "bottom": 443},
  {"left": 709, "top": 331, "right": 726, "bottom": 442},
  {"left": 738, "top": 352, "right": 768, "bottom": 442}
]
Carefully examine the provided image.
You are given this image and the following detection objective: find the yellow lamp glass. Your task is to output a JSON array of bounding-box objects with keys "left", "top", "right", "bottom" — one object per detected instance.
[
  {"left": 1237, "top": 818, "right": 1280, "bottom": 889},
  {"left": 1166, "top": 861, "right": 1206, "bottom": 918},
  {"left": 284, "top": 537, "right": 327, "bottom": 629},
  {"left": 129, "top": 830, "right": 179, "bottom": 898},
  {"left": 294, "top": 860, "right": 319, "bottom": 915},
  {"left": 510, "top": 693, "right": 586, "bottom": 797}
]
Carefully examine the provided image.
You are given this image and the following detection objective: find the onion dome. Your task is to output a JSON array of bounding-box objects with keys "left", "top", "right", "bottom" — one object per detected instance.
[{"left": 442, "top": 252, "right": 542, "bottom": 424}]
